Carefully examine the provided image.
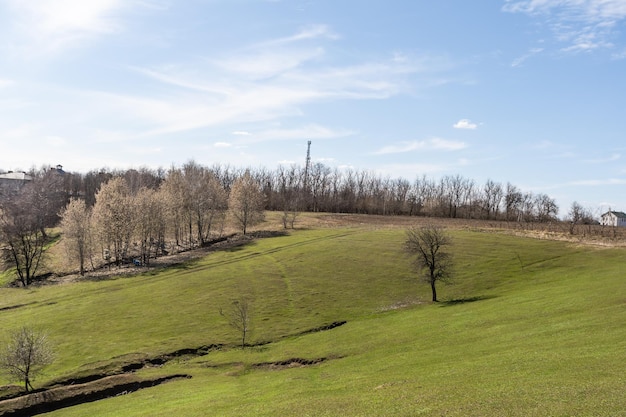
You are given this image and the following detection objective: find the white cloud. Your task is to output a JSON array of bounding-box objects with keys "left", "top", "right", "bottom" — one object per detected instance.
[
  {"left": 611, "top": 48, "right": 626, "bottom": 59},
  {"left": 503, "top": 0, "right": 626, "bottom": 18},
  {"left": 0, "top": 124, "right": 37, "bottom": 140},
  {"left": 258, "top": 24, "right": 339, "bottom": 47},
  {"left": 532, "top": 140, "right": 556, "bottom": 150},
  {"left": 0, "top": 22, "right": 456, "bottom": 171},
  {"left": 337, "top": 164, "right": 355, "bottom": 171},
  {"left": 5, "top": 0, "right": 157, "bottom": 55},
  {"left": 503, "top": 0, "right": 626, "bottom": 52},
  {"left": 569, "top": 178, "right": 626, "bottom": 186},
  {"left": 584, "top": 153, "right": 621, "bottom": 163},
  {"left": 378, "top": 162, "right": 451, "bottom": 177},
  {"left": 236, "top": 124, "right": 353, "bottom": 144},
  {"left": 373, "top": 138, "right": 467, "bottom": 155},
  {"left": 511, "top": 47, "right": 544, "bottom": 67},
  {"left": 0, "top": 78, "right": 15, "bottom": 88},
  {"left": 114, "top": 43, "right": 436, "bottom": 141},
  {"left": 561, "top": 32, "right": 613, "bottom": 53},
  {"left": 208, "top": 25, "right": 337, "bottom": 81},
  {"left": 453, "top": 119, "right": 478, "bottom": 130},
  {"left": 213, "top": 47, "right": 326, "bottom": 80},
  {"left": 45, "top": 136, "right": 68, "bottom": 147}
]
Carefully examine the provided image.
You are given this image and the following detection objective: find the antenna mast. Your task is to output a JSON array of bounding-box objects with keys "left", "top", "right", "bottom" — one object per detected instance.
[
  {"left": 302, "top": 140, "right": 312, "bottom": 211},
  {"left": 304, "top": 140, "right": 311, "bottom": 186},
  {"left": 304, "top": 141, "right": 311, "bottom": 177}
]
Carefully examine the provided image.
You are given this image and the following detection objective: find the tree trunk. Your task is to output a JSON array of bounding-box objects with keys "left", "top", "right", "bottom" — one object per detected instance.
[{"left": 431, "top": 280, "right": 438, "bottom": 302}]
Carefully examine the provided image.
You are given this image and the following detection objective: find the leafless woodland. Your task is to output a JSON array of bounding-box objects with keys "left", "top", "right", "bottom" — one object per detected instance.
[{"left": 0, "top": 161, "right": 614, "bottom": 285}]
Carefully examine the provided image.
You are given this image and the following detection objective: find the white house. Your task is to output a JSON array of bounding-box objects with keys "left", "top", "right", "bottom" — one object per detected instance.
[
  {"left": 600, "top": 211, "right": 626, "bottom": 227},
  {"left": 0, "top": 171, "right": 33, "bottom": 194}
]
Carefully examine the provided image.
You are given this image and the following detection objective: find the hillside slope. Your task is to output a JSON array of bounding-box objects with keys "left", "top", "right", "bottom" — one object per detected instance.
[{"left": 0, "top": 224, "right": 624, "bottom": 416}]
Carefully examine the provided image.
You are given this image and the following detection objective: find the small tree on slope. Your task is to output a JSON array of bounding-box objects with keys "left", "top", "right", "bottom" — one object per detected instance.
[
  {"left": 0, "top": 327, "right": 54, "bottom": 392},
  {"left": 405, "top": 224, "right": 453, "bottom": 302}
]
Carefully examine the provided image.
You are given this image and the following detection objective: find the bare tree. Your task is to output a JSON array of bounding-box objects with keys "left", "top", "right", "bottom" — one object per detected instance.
[
  {"left": 27, "top": 170, "right": 68, "bottom": 238},
  {"left": 0, "top": 327, "right": 54, "bottom": 392},
  {"left": 505, "top": 183, "right": 523, "bottom": 221},
  {"left": 534, "top": 193, "right": 559, "bottom": 222},
  {"left": 405, "top": 224, "right": 453, "bottom": 302},
  {"left": 91, "top": 177, "right": 134, "bottom": 266},
  {"left": 189, "top": 166, "right": 227, "bottom": 245},
  {"left": 0, "top": 193, "right": 46, "bottom": 287},
  {"left": 160, "top": 167, "right": 187, "bottom": 249},
  {"left": 276, "top": 165, "right": 302, "bottom": 229},
  {"left": 228, "top": 170, "right": 265, "bottom": 235},
  {"left": 82, "top": 169, "right": 113, "bottom": 207},
  {"left": 59, "top": 198, "right": 92, "bottom": 275},
  {"left": 220, "top": 298, "right": 252, "bottom": 348},
  {"left": 482, "top": 179, "right": 503, "bottom": 219},
  {"left": 568, "top": 201, "right": 594, "bottom": 235},
  {"left": 160, "top": 163, "right": 228, "bottom": 249},
  {"left": 133, "top": 187, "right": 166, "bottom": 265}
]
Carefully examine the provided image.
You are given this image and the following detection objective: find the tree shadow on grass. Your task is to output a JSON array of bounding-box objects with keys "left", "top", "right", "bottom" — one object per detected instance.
[{"left": 439, "top": 295, "right": 496, "bottom": 307}]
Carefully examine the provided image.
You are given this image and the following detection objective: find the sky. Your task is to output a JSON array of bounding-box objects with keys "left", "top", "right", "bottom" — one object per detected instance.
[{"left": 1, "top": 0, "right": 625, "bottom": 216}]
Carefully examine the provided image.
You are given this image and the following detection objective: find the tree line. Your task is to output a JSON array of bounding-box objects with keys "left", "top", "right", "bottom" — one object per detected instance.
[
  {"left": 0, "top": 162, "right": 266, "bottom": 285},
  {"left": 2, "top": 160, "right": 592, "bottom": 286}
]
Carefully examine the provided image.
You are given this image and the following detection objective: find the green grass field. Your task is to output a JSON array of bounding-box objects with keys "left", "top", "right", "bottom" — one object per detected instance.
[{"left": 1, "top": 220, "right": 625, "bottom": 416}]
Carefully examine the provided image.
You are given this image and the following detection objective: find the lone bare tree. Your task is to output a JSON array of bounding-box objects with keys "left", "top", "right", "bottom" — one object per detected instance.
[
  {"left": 0, "top": 327, "right": 54, "bottom": 392},
  {"left": 405, "top": 224, "right": 453, "bottom": 302},
  {"left": 220, "top": 298, "right": 252, "bottom": 349}
]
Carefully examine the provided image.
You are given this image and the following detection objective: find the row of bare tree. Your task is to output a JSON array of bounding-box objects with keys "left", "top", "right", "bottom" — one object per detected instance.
[
  {"left": 3, "top": 160, "right": 594, "bottom": 285},
  {"left": 0, "top": 163, "right": 266, "bottom": 284},
  {"left": 3, "top": 162, "right": 564, "bottom": 222},
  {"left": 262, "top": 165, "right": 561, "bottom": 221},
  {"left": 59, "top": 165, "right": 265, "bottom": 278}
]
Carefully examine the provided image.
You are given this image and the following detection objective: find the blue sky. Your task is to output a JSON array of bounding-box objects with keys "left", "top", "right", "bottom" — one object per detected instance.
[{"left": 1, "top": 0, "right": 625, "bottom": 216}]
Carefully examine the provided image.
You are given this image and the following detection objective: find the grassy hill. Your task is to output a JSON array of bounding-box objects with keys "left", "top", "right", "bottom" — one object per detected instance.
[{"left": 0, "top": 215, "right": 624, "bottom": 416}]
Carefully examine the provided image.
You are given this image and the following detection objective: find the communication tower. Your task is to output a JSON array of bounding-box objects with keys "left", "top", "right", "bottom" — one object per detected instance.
[{"left": 304, "top": 140, "right": 311, "bottom": 187}]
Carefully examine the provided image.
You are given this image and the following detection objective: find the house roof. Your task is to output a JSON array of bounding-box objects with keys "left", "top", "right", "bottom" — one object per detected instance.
[
  {"left": 602, "top": 211, "right": 626, "bottom": 219},
  {"left": 0, "top": 172, "right": 33, "bottom": 181}
]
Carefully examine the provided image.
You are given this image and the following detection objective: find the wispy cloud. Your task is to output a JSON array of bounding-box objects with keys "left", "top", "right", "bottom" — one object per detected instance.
[
  {"left": 212, "top": 47, "right": 326, "bottom": 80},
  {"left": 0, "top": 78, "right": 15, "bottom": 88},
  {"left": 278, "top": 159, "right": 297, "bottom": 165},
  {"left": 231, "top": 124, "right": 354, "bottom": 144},
  {"left": 373, "top": 138, "right": 467, "bottom": 155},
  {"left": 208, "top": 24, "right": 337, "bottom": 81},
  {"left": 511, "top": 47, "right": 544, "bottom": 66},
  {"left": 568, "top": 178, "right": 626, "bottom": 186},
  {"left": 257, "top": 24, "right": 339, "bottom": 47},
  {"left": 453, "top": 119, "right": 478, "bottom": 130},
  {"left": 85, "top": 26, "right": 449, "bottom": 142},
  {"left": 611, "top": 48, "right": 626, "bottom": 59},
  {"left": 377, "top": 162, "right": 455, "bottom": 178},
  {"left": 45, "top": 135, "right": 68, "bottom": 147},
  {"left": 5, "top": 0, "right": 158, "bottom": 55},
  {"left": 503, "top": 0, "right": 626, "bottom": 52},
  {"left": 584, "top": 153, "right": 621, "bottom": 163}
]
